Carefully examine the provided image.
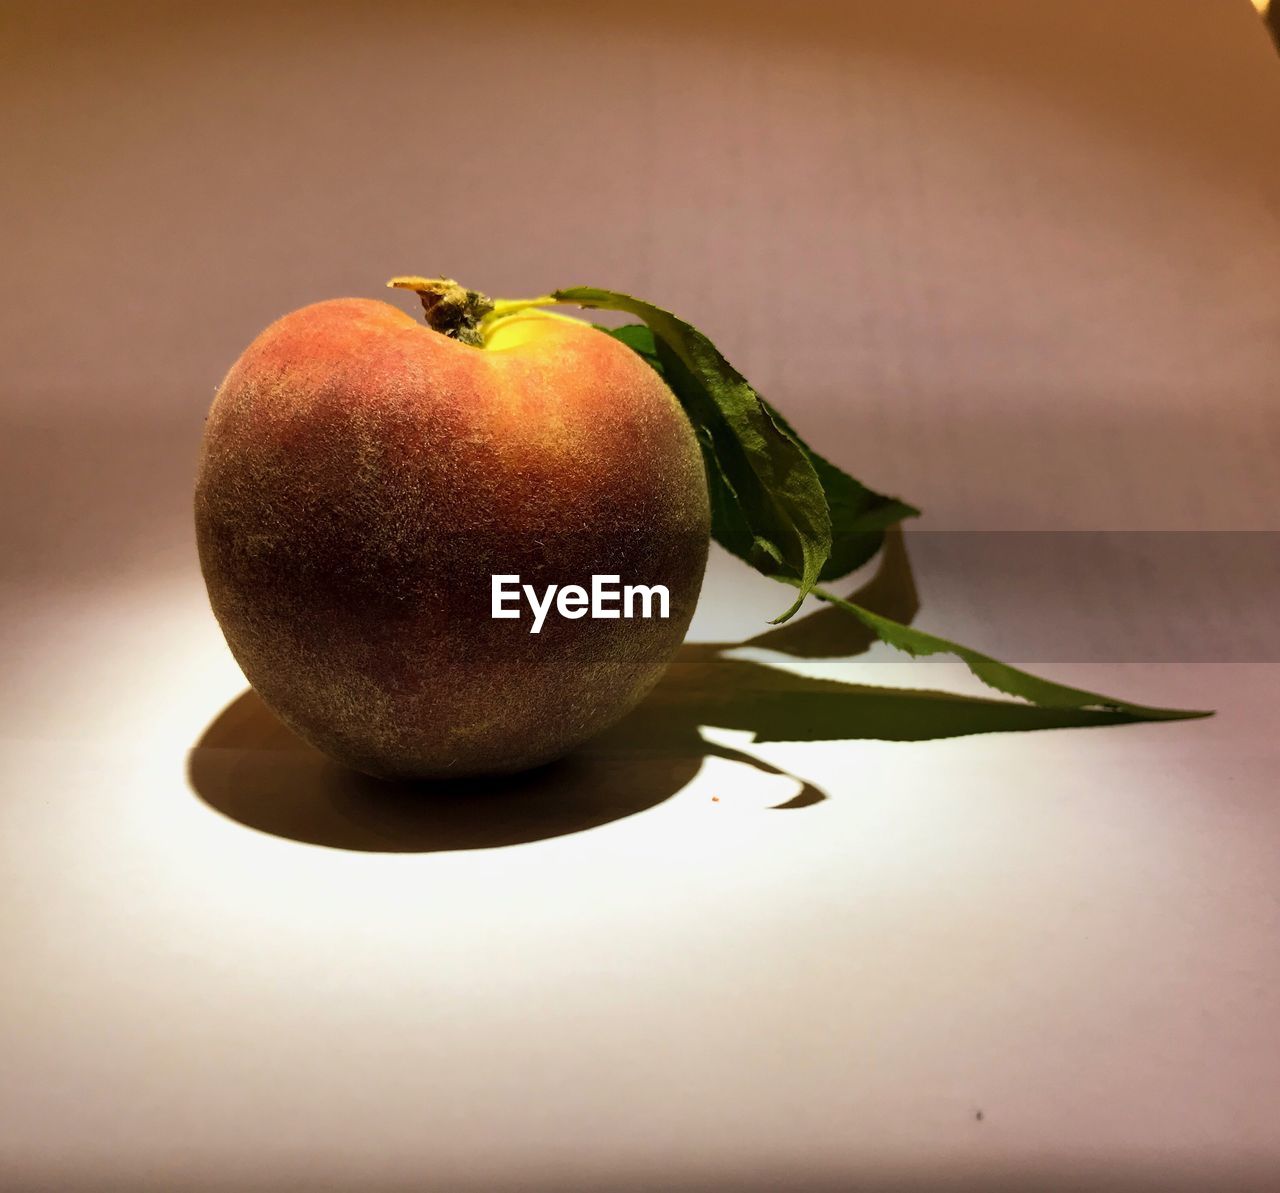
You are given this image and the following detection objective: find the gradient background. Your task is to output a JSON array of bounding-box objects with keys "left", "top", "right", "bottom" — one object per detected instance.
[{"left": 2, "top": 2, "right": 1279, "bottom": 1191}]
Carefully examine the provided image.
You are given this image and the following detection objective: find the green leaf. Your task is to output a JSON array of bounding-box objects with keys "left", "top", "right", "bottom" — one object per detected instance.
[
  {"left": 570, "top": 299, "right": 1207, "bottom": 725},
  {"left": 810, "top": 585, "right": 1212, "bottom": 721},
  {"left": 594, "top": 322, "right": 662, "bottom": 368},
  {"left": 557, "top": 288, "right": 830, "bottom": 622},
  {"left": 596, "top": 322, "right": 919, "bottom": 583},
  {"left": 761, "top": 398, "right": 919, "bottom": 580}
]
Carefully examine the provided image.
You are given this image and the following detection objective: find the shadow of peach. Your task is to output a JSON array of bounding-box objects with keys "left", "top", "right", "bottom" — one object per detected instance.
[{"left": 187, "top": 687, "right": 706, "bottom": 853}]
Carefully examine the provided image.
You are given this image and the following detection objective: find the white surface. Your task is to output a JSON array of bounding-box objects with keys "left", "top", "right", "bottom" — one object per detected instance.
[{"left": 2, "top": 571, "right": 1279, "bottom": 1190}]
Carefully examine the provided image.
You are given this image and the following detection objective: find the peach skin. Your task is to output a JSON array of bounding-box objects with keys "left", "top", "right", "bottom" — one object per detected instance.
[{"left": 195, "top": 282, "right": 710, "bottom": 778}]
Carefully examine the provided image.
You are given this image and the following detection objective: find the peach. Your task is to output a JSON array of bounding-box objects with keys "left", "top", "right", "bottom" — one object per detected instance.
[{"left": 195, "top": 284, "right": 710, "bottom": 778}]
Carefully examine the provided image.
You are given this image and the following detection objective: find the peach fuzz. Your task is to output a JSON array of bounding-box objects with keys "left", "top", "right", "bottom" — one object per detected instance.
[{"left": 195, "top": 292, "right": 709, "bottom": 778}]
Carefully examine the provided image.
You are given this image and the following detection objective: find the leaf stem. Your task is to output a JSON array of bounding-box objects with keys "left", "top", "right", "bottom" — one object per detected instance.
[
  {"left": 478, "top": 296, "right": 590, "bottom": 343},
  {"left": 485, "top": 295, "right": 558, "bottom": 320}
]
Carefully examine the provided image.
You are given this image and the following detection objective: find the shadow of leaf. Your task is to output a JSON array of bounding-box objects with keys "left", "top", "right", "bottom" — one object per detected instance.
[{"left": 742, "top": 522, "right": 920, "bottom": 658}]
